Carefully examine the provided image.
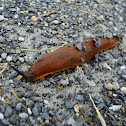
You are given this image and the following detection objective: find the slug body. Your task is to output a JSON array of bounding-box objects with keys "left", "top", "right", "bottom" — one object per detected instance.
[{"left": 12, "top": 37, "right": 119, "bottom": 81}]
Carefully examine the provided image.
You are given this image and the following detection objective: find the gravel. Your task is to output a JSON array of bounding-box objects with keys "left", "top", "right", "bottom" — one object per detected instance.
[{"left": 0, "top": 0, "right": 125, "bottom": 125}]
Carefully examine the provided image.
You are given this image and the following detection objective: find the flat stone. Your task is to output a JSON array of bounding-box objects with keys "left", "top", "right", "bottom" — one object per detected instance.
[
  {"left": 76, "top": 42, "right": 82, "bottom": 50},
  {"left": 41, "top": 112, "right": 50, "bottom": 120},
  {"left": 67, "top": 117, "right": 75, "bottom": 125},
  {"left": 53, "top": 20, "right": 59, "bottom": 24},
  {"left": 4, "top": 106, "right": 13, "bottom": 118},
  {"left": 0, "top": 113, "right": 4, "bottom": 119},
  {"left": 121, "top": 87, "right": 126, "bottom": 94},
  {"left": 43, "top": 80, "right": 51, "bottom": 86},
  {"left": 65, "top": 101, "right": 75, "bottom": 109},
  {"left": 113, "top": 82, "right": 120, "bottom": 90},
  {"left": 18, "top": 37, "right": 25, "bottom": 41},
  {"left": 109, "top": 105, "right": 122, "bottom": 111}
]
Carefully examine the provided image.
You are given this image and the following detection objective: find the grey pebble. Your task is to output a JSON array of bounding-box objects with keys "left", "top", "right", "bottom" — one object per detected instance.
[
  {"left": 82, "top": 46, "right": 87, "bottom": 52},
  {"left": 56, "top": 122, "right": 63, "bottom": 126},
  {"left": 43, "top": 80, "right": 51, "bottom": 86},
  {"left": 97, "top": 103, "right": 106, "bottom": 110},
  {"left": 1, "top": 53, "right": 7, "bottom": 59},
  {"left": 76, "top": 42, "right": 82, "bottom": 50},
  {"left": 32, "top": 106, "right": 39, "bottom": 117},
  {"left": 114, "top": 99, "right": 122, "bottom": 105},
  {"left": 81, "top": 58, "right": 85, "bottom": 63},
  {"left": 16, "top": 103, "right": 22, "bottom": 111},
  {"left": 41, "top": 112, "right": 50, "bottom": 120},
  {"left": 37, "top": 55, "right": 42, "bottom": 61},
  {"left": 94, "top": 38, "right": 101, "bottom": 47},
  {"left": 67, "top": 117, "right": 75, "bottom": 125},
  {"left": 4, "top": 106, "right": 13, "bottom": 118},
  {"left": 0, "top": 36, "right": 5, "bottom": 43},
  {"left": 65, "top": 101, "right": 75, "bottom": 109},
  {"left": 19, "top": 113, "right": 28, "bottom": 119},
  {"left": 1, "top": 119, "right": 9, "bottom": 125},
  {"left": 74, "top": 95, "right": 83, "bottom": 101}
]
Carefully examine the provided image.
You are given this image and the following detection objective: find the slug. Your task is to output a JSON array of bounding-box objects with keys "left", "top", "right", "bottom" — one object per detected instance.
[{"left": 12, "top": 36, "right": 119, "bottom": 81}]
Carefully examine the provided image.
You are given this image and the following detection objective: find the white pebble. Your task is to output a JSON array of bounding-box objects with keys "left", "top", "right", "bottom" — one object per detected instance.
[
  {"left": 0, "top": 15, "right": 4, "bottom": 21},
  {"left": 18, "top": 37, "right": 25, "bottom": 41},
  {"left": 53, "top": 20, "right": 59, "bottom": 24},
  {"left": 44, "top": 100, "right": 49, "bottom": 105},
  {"left": 109, "top": 105, "right": 122, "bottom": 111},
  {"left": 60, "top": 78, "right": 69, "bottom": 85},
  {"left": 121, "top": 87, "right": 126, "bottom": 94},
  {"left": 1, "top": 53, "right": 7, "bottom": 59},
  {"left": 9, "top": 80, "right": 14, "bottom": 84},
  {"left": 120, "top": 66, "right": 126, "bottom": 70},
  {"left": 6, "top": 56, "right": 12, "bottom": 62},
  {"left": 14, "top": 14, "right": 19, "bottom": 19},
  {"left": 27, "top": 107, "right": 32, "bottom": 115},
  {"left": 113, "top": 82, "right": 120, "bottom": 90},
  {"left": 0, "top": 113, "right": 4, "bottom": 119}
]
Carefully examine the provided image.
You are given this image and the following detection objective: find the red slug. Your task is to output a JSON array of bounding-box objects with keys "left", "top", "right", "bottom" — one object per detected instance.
[{"left": 12, "top": 36, "right": 119, "bottom": 81}]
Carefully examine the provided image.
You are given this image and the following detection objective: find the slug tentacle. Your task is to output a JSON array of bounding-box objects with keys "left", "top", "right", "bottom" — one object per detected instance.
[{"left": 12, "top": 36, "right": 119, "bottom": 81}]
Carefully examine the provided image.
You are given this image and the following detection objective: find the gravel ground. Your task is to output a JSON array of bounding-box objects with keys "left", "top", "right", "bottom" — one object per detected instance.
[{"left": 0, "top": 0, "right": 126, "bottom": 126}]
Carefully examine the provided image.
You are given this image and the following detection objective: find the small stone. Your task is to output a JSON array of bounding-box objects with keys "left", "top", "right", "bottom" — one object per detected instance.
[
  {"left": 27, "top": 107, "right": 32, "bottom": 115},
  {"left": 60, "top": 78, "right": 69, "bottom": 85},
  {"left": 31, "top": 16, "right": 37, "bottom": 22},
  {"left": 9, "top": 79, "right": 14, "bottom": 84},
  {"left": 97, "top": 15, "right": 104, "bottom": 21},
  {"left": 41, "top": 112, "right": 50, "bottom": 120},
  {"left": 44, "top": 100, "right": 49, "bottom": 105},
  {"left": 16, "top": 103, "right": 22, "bottom": 111},
  {"left": 32, "top": 106, "right": 39, "bottom": 117},
  {"left": 114, "top": 99, "right": 122, "bottom": 105},
  {"left": 37, "top": 55, "right": 42, "bottom": 61},
  {"left": 18, "top": 37, "right": 25, "bottom": 41},
  {"left": 86, "top": 80, "right": 96, "bottom": 87},
  {"left": 74, "top": 95, "right": 83, "bottom": 101},
  {"left": 19, "top": 113, "right": 28, "bottom": 119},
  {"left": 82, "top": 46, "right": 87, "bottom": 52},
  {"left": 53, "top": 20, "right": 59, "bottom": 24},
  {"left": 105, "top": 83, "right": 113, "bottom": 90},
  {"left": 113, "top": 82, "right": 120, "bottom": 90},
  {"left": 67, "top": 117, "right": 75, "bottom": 125},
  {"left": 43, "top": 80, "right": 51, "bottom": 86},
  {"left": 0, "top": 15, "right": 4, "bottom": 21},
  {"left": 94, "top": 38, "right": 101, "bottom": 47},
  {"left": 4, "top": 106, "right": 13, "bottom": 118},
  {"left": 1, "top": 119, "right": 9, "bottom": 125},
  {"left": 121, "top": 87, "right": 126, "bottom": 94},
  {"left": 120, "top": 66, "right": 126, "bottom": 70},
  {"left": 0, "top": 113, "right": 4, "bottom": 119},
  {"left": 76, "top": 42, "right": 82, "bottom": 50},
  {"left": 104, "top": 63, "right": 111, "bottom": 70},
  {"left": 1, "top": 53, "right": 7, "bottom": 59},
  {"left": 6, "top": 56, "right": 12, "bottom": 62},
  {"left": 81, "top": 58, "right": 85, "bottom": 63},
  {"left": 109, "top": 105, "right": 122, "bottom": 111},
  {"left": 14, "top": 14, "right": 18, "bottom": 19},
  {"left": 65, "top": 101, "right": 75, "bottom": 109}
]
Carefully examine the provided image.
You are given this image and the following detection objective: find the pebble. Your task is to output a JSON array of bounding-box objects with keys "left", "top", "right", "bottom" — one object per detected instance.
[
  {"left": 19, "top": 113, "right": 28, "bottom": 119},
  {"left": 18, "top": 37, "right": 25, "bottom": 41},
  {"left": 31, "top": 16, "right": 37, "bottom": 22},
  {"left": 4, "top": 106, "right": 13, "bottom": 118},
  {"left": 41, "top": 112, "right": 50, "bottom": 120},
  {"left": 109, "top": 105, "right": 122, "bottom": 111},
  {"left": 74, "top": 95, "right": 83, "bottom": 101},
  {"left": 120, "top": 66, "right": 126, "bottom": 70},
  {"left": 27, "top": 107, "right": 32, "bottom": 115},
  {"left": 105, "top": 83, "right": 113, "bottom": 90},
  {"left": 16, "top": 103, "right": 22, "bottom": 111},
  {"left": 0, "top": 15, "right": 4, "bottom": 21},
  {"left": 6, "top": 56, "right": 12, "bottom": 62},
  {"left": 1, "top": 53, "right": 7, "bottom": 59},
  {"left": 76, "top": 42, "right": 82, "bottom": 50},
  {"left": 43, "top": 80, "right": 51, "bottom": 86},
  {"left": 60, "top": 78, "right": 69, "bottom": 85},
  {"left": 0, "top": 113, "right": 4, "bottom": 119},
  {"left": 74, "top": 104, "right": 80, "bottom": 113},
  {"left": 9, "top": 79, "right": 14, "bottom": 84},
  {"left": 44, "top": 100, "right": 49, "bottom": 105},
  {"left": 120, "top": 87, "right": 126, "bottom": 94},
  {"left": 32, "top": 106, "right": 39, "bottom": 117},
  {"left": 113, "top": 82, "right": 120, "bottom": 90},
  {"left": 53, "top": 20, "right": 60, "bottom": 24},
  {"left": 86, "top": 80, "right": 96, "bottom": 87},
  {"left": 94, "top": 38, "right": 101, "bottom": 47},
  {"left": 1, "top": 119, "right": 9, "bottom": 125},
  {"left": 104, "top": 63, "right": 111, "bottom": 70},
  {"left": 65, "top": 101, "right": 75, "bottom": 109},
  {"left": 82, "top": 46, "right": 87, "bottom": 52},
  {"left": 67, "top": 117, "right": 75, "bottom": 125}
]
